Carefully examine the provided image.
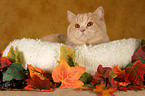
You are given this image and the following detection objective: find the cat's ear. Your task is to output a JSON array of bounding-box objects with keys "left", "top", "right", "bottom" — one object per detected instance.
[
  {"left": 67, "top": 11, "right": 76, "bottom": 22},
  {"left": 94, "top": 6, "right": 104, "bottom": 20}
]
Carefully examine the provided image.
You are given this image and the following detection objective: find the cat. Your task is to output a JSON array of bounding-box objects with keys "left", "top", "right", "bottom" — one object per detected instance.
[{"left": 41, "top": 6, "right": 110, "bottom": 46}]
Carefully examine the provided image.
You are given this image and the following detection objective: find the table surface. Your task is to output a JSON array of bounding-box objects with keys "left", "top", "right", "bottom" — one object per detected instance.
[{"left": 0, "top": 88, "right": 145, "bottom": 96}]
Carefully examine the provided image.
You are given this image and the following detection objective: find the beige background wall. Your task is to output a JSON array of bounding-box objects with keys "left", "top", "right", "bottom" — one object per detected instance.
[{"left": 0, "top": 0, "right": 145, "bottom": 50}]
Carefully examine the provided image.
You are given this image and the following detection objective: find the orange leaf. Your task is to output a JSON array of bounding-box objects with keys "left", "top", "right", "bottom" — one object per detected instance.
[
  {"left": 52, "top": 60, "right": 86, "bottom": 88},
  {"left": 27, "top": 64, "right": 45, "bottom": 80},
  {"left": 113, "top": 65, "right": 125, "bottom": 81},
  {"left": 93, "top": 84, "right": 117, "bottom": 96}
]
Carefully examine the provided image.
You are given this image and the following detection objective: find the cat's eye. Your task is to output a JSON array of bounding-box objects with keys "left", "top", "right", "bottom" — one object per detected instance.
[
  {"left": 87, "top": 22, "right": 93, "bottom": 27},
  {"left": 75, "top": 24, "right": 80, "bottom": 28}
]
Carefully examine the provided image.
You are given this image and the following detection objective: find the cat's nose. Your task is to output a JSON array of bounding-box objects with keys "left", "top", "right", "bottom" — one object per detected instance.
[{"left": 80, "top": 29, "right": 85, "bottom": 32}]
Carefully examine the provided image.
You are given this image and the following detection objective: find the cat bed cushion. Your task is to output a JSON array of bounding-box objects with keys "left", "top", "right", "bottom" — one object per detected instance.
[{"left": 3, "top": 38, "right": 140, "bottom": 74}]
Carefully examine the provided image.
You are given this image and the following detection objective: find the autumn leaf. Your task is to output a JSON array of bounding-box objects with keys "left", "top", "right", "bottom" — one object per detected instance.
[
  {"left": 6, "top": 46, "right": 19, "bottom": 63},
  {"left": 91, "top": 65, "right": 115, "bottom": 88},
  {"left": 113, "top": 65, "right": 125, "bottom": 81},
  {"left": 52, "top": 60, "right": 85, "bottom": 88},
  {"left": 125, "top": 60, "right": 145, "bottom": 86},
  {"left": 0, "top": 57, "right": 11, "bottom": 68},
  {"left": 93, "top": 84, "right": 117, "bottom": 96},
  {"left": 60, "top": 45, "right": 78, "bottom": 67},
  {"left": 132, "top": 45, "right": 145, "bottom": 62},
  {"left": 24, "top": 75, "right": 55, "bottom": 91},
  {"left": 27, "top": 64, "right": 46, "bottom": 80}
]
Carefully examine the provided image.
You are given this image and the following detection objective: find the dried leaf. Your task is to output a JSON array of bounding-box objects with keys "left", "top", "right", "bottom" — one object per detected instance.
[
  {"left": 25, "top": 75, "right": 55, "bottom": 91},
  {"left": 25, "top": 65, "right": 56, "bottom": 91},
  {"left": 125, "top": 60, "right": 145, "bottom": 86},
  {"left": 93, "top": 84, "right": 117, "bottom": 96},
  {"left": 91, "top": 65, "right": 115, "bottom": 88},
  {"left": 6, "top": 46, "right": 19, "bottom": 63},
  {"left": 60, "top": 45, "right": 78, "bottom": 67},
  {"left": 52, "top": 60, "right": 85, "bottom": 88}
]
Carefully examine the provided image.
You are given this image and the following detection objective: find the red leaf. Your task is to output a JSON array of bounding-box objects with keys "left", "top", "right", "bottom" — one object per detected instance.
[
  {"left": 132, "top": 45, "right": 145, "bottom": 61},
  {"left": 0, "top": 57, "right": 11, "bottom": 68},
  {"left": 25, "top": 75, "right": 55, "bottom": 91},
  {"left": 93, "top": 84, "right": 117, "bottom": 96},
  {"left": 91, "top": 65, "right": 115, "bottom": 88},
  {"left": 125, "top": 60, "right": 145, "bottom": 86},
  {"left": 25, "top": 65, "right": 56, "bottom": 91}
]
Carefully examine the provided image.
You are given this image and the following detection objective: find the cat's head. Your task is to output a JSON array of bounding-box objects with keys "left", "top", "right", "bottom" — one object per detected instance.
[{"left": 67, "top": 6, "right": 109, "bottom": 45}]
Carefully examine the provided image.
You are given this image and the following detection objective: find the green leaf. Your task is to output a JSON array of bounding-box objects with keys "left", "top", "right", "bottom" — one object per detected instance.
[
  {"left": 3, "top": 63, "right": 25, "bottom": 81},
  {"left": 141, "top": 39, "right": 145, "bottom": 45},
  {"left": 6, "top": 45, "right": 19, "bottom": 63},
  {"left": 137, "top": 58, "right": 145, "bottom": 64},
  {"left": 60, "top": 45, "right": 78, "bottom": 67},
  {"left": 79, "top": 72, "right": 93, "bottom": 84}
]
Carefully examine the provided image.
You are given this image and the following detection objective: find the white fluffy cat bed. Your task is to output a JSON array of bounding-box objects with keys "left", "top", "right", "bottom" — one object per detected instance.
[{"left": 3, "top": 38, "right": 140, "bottom": 75}]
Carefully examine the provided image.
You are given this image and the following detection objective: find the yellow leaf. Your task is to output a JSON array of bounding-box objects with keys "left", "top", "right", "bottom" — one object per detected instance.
[
  {"left": 6, "top": 46, "right": 19, "bottom": 63},
  {"left": 60, "top": 45, "right": 77, "bottom": 67}
]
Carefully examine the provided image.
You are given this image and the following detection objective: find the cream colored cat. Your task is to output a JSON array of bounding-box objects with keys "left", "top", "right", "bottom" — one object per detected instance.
[{"left": 41, "top": 6, "right": 109, "bottom": 46}]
